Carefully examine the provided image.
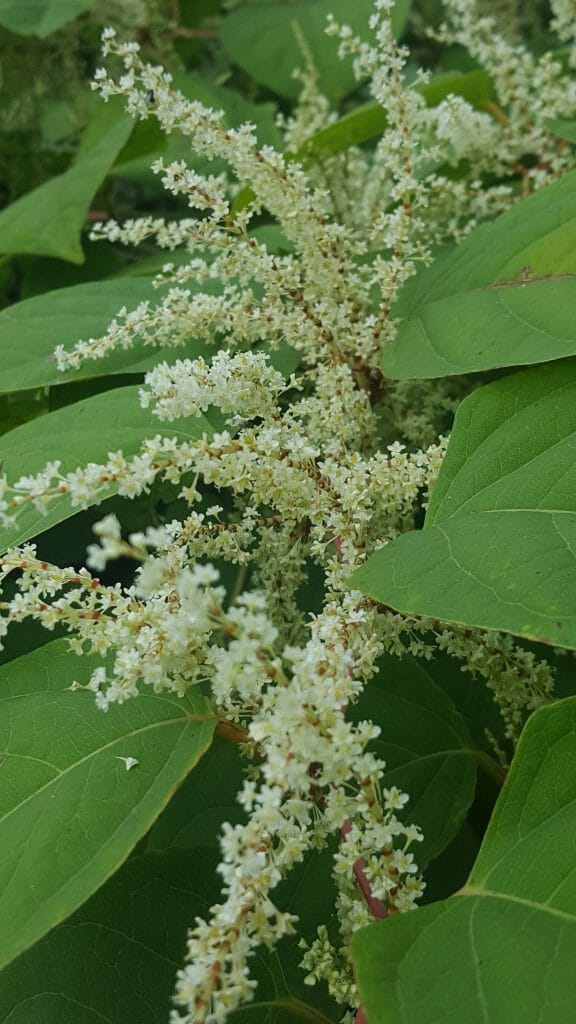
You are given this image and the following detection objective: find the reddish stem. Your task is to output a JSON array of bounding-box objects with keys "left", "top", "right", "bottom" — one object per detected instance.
[{"left": 341, "top": 820, "right": 389, "bottom": 921}]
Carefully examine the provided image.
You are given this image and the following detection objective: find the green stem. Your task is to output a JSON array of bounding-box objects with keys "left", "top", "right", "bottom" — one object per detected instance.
[
  {"left": 475, "top": 750, "right": 507, "bottom": 788},
  {"left": 229, "top": 562, "right": 249, "bottom": 606}
]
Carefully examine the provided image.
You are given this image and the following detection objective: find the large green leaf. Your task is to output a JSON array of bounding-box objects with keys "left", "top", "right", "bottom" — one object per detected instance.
[
  {"left": 351, "top": 696, "right": 576, "bottom": 1024},
  {"left": 0, "top": 0, "right": 94, "bottom": 35},
  {"left": 0, "top": 641, "right": 215, "bottom": 971},
  {"left": 350, "top": 358, "right": 576, "bottom": 648},
  {"left": 380, "top": 276, "right": 576, "bottom": 379},
  {"left": 0, "top": 385, "right": 214, "bottom": 553},
  {"left": 0, "top": 278, "right": 213, "bottom": 393},
  {"left": 0, "top": 100, "right": 132, "bottom": 263},
  {"left": 352, "top": 656, "right": 478, "bottom": 866},
  {"left": 383, "top": 169, "right": 576, "bottom": 378},
  {"left": 220, "top": 0, "right": 410, "bottom": 102}
]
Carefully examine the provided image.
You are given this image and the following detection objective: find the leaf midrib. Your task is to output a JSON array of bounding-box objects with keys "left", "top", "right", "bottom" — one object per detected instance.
[
  {"left": 459, "top": 886, "right": 576, "bottom": 923},
  {"left": 0, "top": 711, "right": 214, "bottom": 827}
]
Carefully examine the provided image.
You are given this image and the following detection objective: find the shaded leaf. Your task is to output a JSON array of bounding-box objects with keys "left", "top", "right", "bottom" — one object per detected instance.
[
  {"left": 17, "top": 241, "right": 122, "bottom": 299},
  {"left": 0, "top": 0, "right": 94, "bottom": 36},
  {"left": 0, "top": 843, "right": 338, "bottom": 1023},
  {"left": 220, "top": 0, "right": 410, "bottom": 103},
  {"left": 353, "top": 655, "right": 477, "bottom": 866},
  {"left": 146, "top": 734, "right": 246, "bottom": 850}
]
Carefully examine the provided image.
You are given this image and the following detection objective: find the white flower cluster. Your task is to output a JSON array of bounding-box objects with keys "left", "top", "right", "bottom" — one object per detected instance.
[
  {"left": 0, "top": 2, "right": 571, "bottom": 1021},
  {"left": 550, "top": 0, "right": 576, "bottom": 68},
  {"left": 172, "top": 593, "right": 424, "bottom": 1024},
  {"left": 0, "top": 542, "right": 423, "bottom": 1024},
  {"left": 436, "top": 0, "right": 576, "bottom": 187},
  {"left": 140, "top": 350, "right": 295, "bottom": 423}
]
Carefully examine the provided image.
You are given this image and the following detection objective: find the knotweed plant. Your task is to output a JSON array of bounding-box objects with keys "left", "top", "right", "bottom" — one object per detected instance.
[{"left": 1, "top": 0, "right": 574, "bottom": 1021}]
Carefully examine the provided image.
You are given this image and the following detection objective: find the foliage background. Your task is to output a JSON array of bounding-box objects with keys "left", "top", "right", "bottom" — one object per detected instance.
[{"left": 0, "top": 1, "right": 576, "bottom": 1022}]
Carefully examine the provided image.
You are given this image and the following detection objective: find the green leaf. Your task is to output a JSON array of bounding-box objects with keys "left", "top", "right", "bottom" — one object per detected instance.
[
  {"left": 427, "top": 654, "right": 509, "bottom": 759},
  {"left": 146, "top": 734, "right": 246, "bottom": 850},
  {"left": 0, "top": 278, "right": 214, "bottom": 394},
  {"left": 351, "top": 697, "right": 576, "bottom": 1024},
  {"left": 0, "top": 849, "right": 220, "bottom": 1024},
  {"left": 353, "top": 655, "right": 477, "bottom": 865},
  {"left": 0, "top": 100, "right": 132, "bottom": 263},
  {"left": 350, "top": 358, "right": 576, "bottom": 648},
  {"left": 17, "top": 241, "right": 122, "bottom": 299},
  {"left": 220, "top": 0, "right": 410, "bottom": 103},
  {"left": 383, "top": 169, "right": 576, "bottom": 379},
  {"left": 380, "top": 276, "right": 576, "bottom": 379},
  {"left": 0, "top": 385, "right": 215, "bottom": 553},
  {"left": 0, "top": 0, "right": 94, "bottom": 36},
  {"left": 545, "top": 117, "right": 576, "bottom": 144},
  {"left": 0, "top": 640, "right": 215, "bottom": 971}
]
